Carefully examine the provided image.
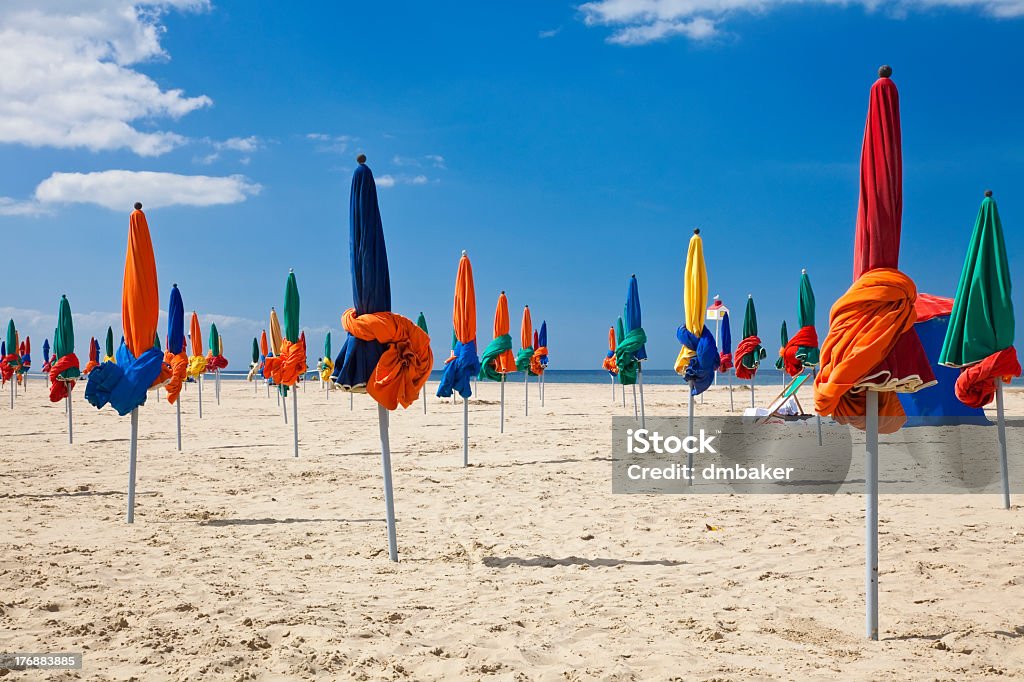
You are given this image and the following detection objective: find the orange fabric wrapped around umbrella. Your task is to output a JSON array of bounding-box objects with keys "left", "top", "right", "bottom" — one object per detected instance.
[
  {"left": 602, "top": 326, "right": 618, "bottom": 374},
  {"left": 814, "top": 268, "right": 931, "bottom": 433},
  {"left": 341, "top": 308, "right": 432, "bottom": 410},
  {"left": 262, "top": 338, "right": 307, "bottom": 387}
]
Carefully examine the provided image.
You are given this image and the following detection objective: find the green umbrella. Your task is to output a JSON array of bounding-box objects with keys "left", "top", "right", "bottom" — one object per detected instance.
[
  {"left": 105, "top": 326, "right": 115, "bottom": 359},
  {"left": 615, "top": 316, "right": 625, "bottom": 346},
  {"left": 252, "top": 337, "right": 260, "bottom": 364},
  {"left": 323, "top": 332, "right": 332, "bottom": 360},
  {"left": 5, "top": 319, "right": 15, "bottom": 358},
  {"left": 284, "top": 270, "right": 300, "bottom": 343},
  {"left": 940, "top": 192, "right": 1014, "bottom": 367},
  {"left": 208, "top": 324, "right": 220, "bottom": 356},
  {"left": 797, "top": 270, "right": 820, "bottom": 366},
  {"left": 415, "top": 313, "right": 428, "bottom": 335},
  {"left": 54, "top": 296, "right": 79, "bottom": 380},
  {"left": 775, "top": 320, "right": 788, "bottom": 371},
  {"left": 739, "top": 296, "right": 766, "bottom": 369},
  {"left": 940, "top": 190, "right": 1017, "bottom": 510},
  {"left": 154, "top": 332, "right": 161, "bottom": 352}
]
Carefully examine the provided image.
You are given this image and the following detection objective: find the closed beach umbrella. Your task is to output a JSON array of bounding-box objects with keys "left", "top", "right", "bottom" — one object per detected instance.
[
  {"left": 479, "top": 291, "right": 516, "bottom": 432},
  {"left": 263, "top": 270, "right": 307, "bottom": 455},
  {"left": 206, "top": 322, "right": 227, "bottom": 404},
  {"left": 795, "top": 270, "right": 820, "bottom": 367},
  {"left": 268, "top": 308, "right": 283, "bottom": 356},
  {"left": 437, "top": 251, "right": 481, "bottom": 464},
  {"left": 939, "top": 190, "right": 1020, "bottom": 509},
  {"left": 165, "top": 284, "right": 188, "bottom": 450},
  {"left": 50, "top": 295, "right": 80, "bottom": 441},
  {"left": 187, "top": 311, "right": 206, "bottom": 417},
  {"left": 674, "top": 230, "right": 719, "bottom": 396},
  {"left": 814, "top": 65, "right": 934, "bottom": 641},
  {"left": 533, "top": 320, "right": 549, "bottom": 405},
  {"left": 775, "top": 321, "right": 789, "bottom": 372},
  {"left": 104, "top": 327, "right": 115, "bottom": 363},
  {"left": 84, "top": 337, "right": 100, "bottom": 375},
  {"left": 42, "top": 338, "right": 51, "bottom": 375},
  {"left": 616, "top": 275, "right": 648, "bottom": 426},
  {"left": 260, "top": 330, "right": 269, "bottom": 357},
  {"left": 516, "top": 306, "right": 534, "bottom": 416},
  {"left": 331, "top": 155, "right": 432, "bottom": 561},
  {"left": 734, "top": 295, "right": 767, "bottom": 403}
]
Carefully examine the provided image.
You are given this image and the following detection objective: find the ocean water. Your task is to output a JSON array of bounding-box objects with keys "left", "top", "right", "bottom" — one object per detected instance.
[{"left": 213, "top": 367, "right": 800, "bottom": 386}]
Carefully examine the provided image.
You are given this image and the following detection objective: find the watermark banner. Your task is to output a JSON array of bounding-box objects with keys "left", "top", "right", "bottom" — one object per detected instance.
[{"left": 611, "top": 416, "right": 1022, "bottom": 494}]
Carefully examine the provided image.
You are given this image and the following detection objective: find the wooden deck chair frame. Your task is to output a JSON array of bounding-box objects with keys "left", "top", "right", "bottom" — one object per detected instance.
[{"left": 755, "top": 372, "right": 810, "bottom": 424}]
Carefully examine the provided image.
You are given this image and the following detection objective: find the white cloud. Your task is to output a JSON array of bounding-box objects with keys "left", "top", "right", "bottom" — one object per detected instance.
[
  {"left": 0, "top": 1, "right": 213, "bottom": 156},
  {"left": 0, "top": 197, "right": 49, "bottom": 216},
  {"left": 425, "top": 154, "right": 447, "bottom": 169},
  {"left": 539, "top": 27, "right": 562, "bottom": 38},
  {"left": 375, "top": 174, "right": 397, "bottom": 188},
  {"left": 374, "top": 173, "right": 433, "bottom": 189},
  {"left": 31, "top": 170, "right": 261, "bottom": 211},
  {"left": 306, "top": 132, "right": 354, "bottom": 153},
  {"left": 578, "top": 0, "right": 1024, "bottom": 44},
  {"left": 196, "top": 135, "right": 263, "bottom": 164},
  {"left": 410, "top": 175, "right": 428, "bottom": 185}
]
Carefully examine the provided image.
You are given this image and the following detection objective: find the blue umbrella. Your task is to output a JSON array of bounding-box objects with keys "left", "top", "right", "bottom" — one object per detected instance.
[
  {"left": 538, "top": 321, "right": 548, "bottom": 366},
  {"left": 332, "top": 158, "right": 391, "bottom": 389},
  {"left": 42, "top": 338, "right": 50, "bottom": 367},
  {"left": 625, "top": 275, "right": 647, "bottom": 360},
  {"left": 168, "top": 285, "right": 185, "bottom": 354},
  {"left": 720, "top": 311, "right": 735, "bottom": 411}
]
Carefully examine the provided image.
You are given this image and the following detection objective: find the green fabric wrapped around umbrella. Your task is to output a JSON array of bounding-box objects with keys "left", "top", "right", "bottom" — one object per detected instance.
[
  {"left": 940, "top": 193, "right": 1015, "bottom": 367},
  {"left": 775, "top": 320, "right": 788, "bottom": 370},
  {"left": 284, "top": 271, "right": 300, "bottom": 343},
  {"left": 615, "top": 328, "right": 647, "bottom": 385},
  {"left": 416, "top": 313, "right": 428, "bottom": 334},
  {"left": 55, "top": 295, "right": 80, "bottom": 381},
  {"left": 479, "top": 335, "right": 513, "bottom": 381},
  {"left": 515, "top": 347, "right": 535, "bottom": 374},
  {"left": 796, "top": 271, "right": 820, "bottom": 366}
]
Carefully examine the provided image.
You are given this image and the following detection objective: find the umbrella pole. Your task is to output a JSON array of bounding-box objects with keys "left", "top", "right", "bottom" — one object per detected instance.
[
  {"left": 198, "top": 376, "right": 204, "bottom": 419},
  {"left": 524, "top": 372, "right": 529, "bottom": 417},
  {"left": 422, "top": 385, "right": 426, "bottom": 414},
  {"left": 9, "top": 376, "right": 13, "bottom": 409},
  {"left": 813, "top": 367, "right": 823, "bottom": 447},
  {"left": 350, "top": 391, "right": 353, "bottom": 411},
  {"left": 632, "top": 384, "right": 638, "bottom": 419},
  {"left": 500, "top": 375, "right": 505, "bottom": 434},
  {"left": 865, "top": 389, "right": 879, "bottom": 641},
  {"left": 622, "top": 379, "right": 625, "bottom": 409},
  {"left": 463, "top": 395, "right": 469, "bottom": 467},
  {"left": 127, "top": 408, "right": 139, "bottom": 524},
  {"left": 266, "top": 382, "right": 270, "bottom": 398},
  {"left": 176, "top": 398, "right": 182, "bottom": 451},
  {"left": 638, "top": 364, "right": 646, "bottom": 429},
  {"left": 687, "top": 382, "right": 695, "bottom": 486},
  {"left": 611, "top": 375, "right": 615, "bottom": 402},
  {"left": 996, "top": 377, "right": 1010, "bottom": 510},
  {"left": 750, "top": 378, "right": 755, "bottom": 409},
  {"left": 377, "top": 404, "right": 399, "bottom": 562},
  {"left": 292, "top": 388, "right": 299, "bottom": 458},
  {"left": 66, "top": 389, "right": 73, "bottom": 444},
  {"left": 282, "top": 388, "right": 288, "bottom": 424},
  {"left": 216, "top": 369, "right": 221, "bottom": 405},
  {"left": 727, "top": 372, "right": 734, "bottom": 412}
]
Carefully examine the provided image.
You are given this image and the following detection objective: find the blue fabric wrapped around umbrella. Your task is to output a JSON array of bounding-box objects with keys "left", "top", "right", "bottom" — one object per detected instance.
[
  {"left": 677, "top": 325, "right": 720, "bottom": 396},
  {"left": 85, "top": 343, "right": 164, "bottom": 416},
  {"left": 332, "top": 161, "right": 390, "bottom": 389},
  {"left": 438, "top": 340, "right": 480, "bottom": 399}
]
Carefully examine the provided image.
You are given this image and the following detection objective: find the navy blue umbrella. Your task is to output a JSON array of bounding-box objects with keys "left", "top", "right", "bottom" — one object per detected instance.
[
  {"left": 168, "top": 285, "right": 185, "bottom": 355},
  {"left": 42, "top": 338, "right": 50, "bottom": 367},
  {"left": 538, "top": 321, "right": 548, "bottom": 366},
  {"left": 332, "top": 157, "right": 391, "bottom": 389},
  {"left": 625, "top": 275, "right": 647, "bottom": 361}
]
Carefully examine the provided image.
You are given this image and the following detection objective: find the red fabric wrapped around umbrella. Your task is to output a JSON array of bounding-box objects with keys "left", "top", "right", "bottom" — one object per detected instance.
[
  {"left": 955, "top": 347, "right": 1021, "bottom": 408},
  {"left": 734, "top": 336, "right": 762, "bottom": 380},
  {"left": 781, "top": 326, "right": 819, "bottom": 377}
]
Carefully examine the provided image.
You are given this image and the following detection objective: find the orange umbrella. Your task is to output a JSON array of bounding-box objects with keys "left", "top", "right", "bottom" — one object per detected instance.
[
  {"left": 260, "top": 330, "right": 269, "bottom": 357},
  {"left": 479, "top": 291, "right": 517, "bottom": 432},
  {"left": 187, "top": 311, "right": 207, "bottom": 418},
  {"left": 493, "top": 293, "right": 516, "bottom": 373},
  {"left": 436, "top": 251, "right": 481, "bottom": 466},
  {"left": 516, "top": 306, "right": 534, "bottom": 416},
  {"left": 122, "top": 206, "right": 159, "bottom": 358}
]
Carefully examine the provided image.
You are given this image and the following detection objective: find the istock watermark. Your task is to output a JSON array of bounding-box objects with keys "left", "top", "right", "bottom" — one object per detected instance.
[{"left": 611, "top": 416, "right": 1023, "bottom": 494}]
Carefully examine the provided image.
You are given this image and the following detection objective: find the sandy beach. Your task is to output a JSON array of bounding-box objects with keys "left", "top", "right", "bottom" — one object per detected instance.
[{"left": 2, "top": 379, "right": 1023, "bottom": 680}]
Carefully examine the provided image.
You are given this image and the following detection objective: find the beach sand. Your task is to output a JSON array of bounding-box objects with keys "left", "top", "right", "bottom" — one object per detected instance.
[{"left": 2, "top": 378, "right": 1022, "bottom": 680}]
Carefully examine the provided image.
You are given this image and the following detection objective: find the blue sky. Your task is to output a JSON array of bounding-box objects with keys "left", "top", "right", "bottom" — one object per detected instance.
[{"left": 1, "top": 1, "right": 1023, "bottom": 369}]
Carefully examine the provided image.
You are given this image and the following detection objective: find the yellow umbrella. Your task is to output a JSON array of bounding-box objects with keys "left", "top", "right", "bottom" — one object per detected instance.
[
  {"left": 674, "top": 229, "right": 708, "bottom": 373},
  {"left": 269, "top": 308, "right": 283, "bottom": 356}
]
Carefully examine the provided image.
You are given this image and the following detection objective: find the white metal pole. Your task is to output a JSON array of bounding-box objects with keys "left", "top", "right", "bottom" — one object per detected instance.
[
  {"left": 996, "top": 378, "right": 1010, "bottom": 510},
  {"left": 66, "top": 389, "right": 73, "bottom": 444},
  {"left": 500, "top": 375, "right": 505, "bottom": 433},
  {"left": 176, "top": 399, "right": 182, "bottom": 451},
  {"left": 813, "top": 367, "right": 823, "bottom": 446},
  {"left": 611, "top": 375, "right": 615, "bottom": 402},
  {"left": 349, "top": 391, "right": 353, "bottom": 411},
  {"left": 687, "top": 383, "right": 695, "bottom": 486},
  {"left": 638, "top": 364, "right": 646, "bottom": 429},
  {"left": 622, "top": 378, "right": 625, "bottom": 409},
  {"left": 422, "top": 385, "right": 426, "bottom": 414},
  {"left": 524, "top": 372, "right": 529, "bottom": 416},
  {"left": 750, "top": 378, "right": 756, "bottom": 409},
  {"left": 463, "top": 396, "right": 469, "bottom": 467},
  {"left": 292, "top": 388, "right": 299, "bottom": 457},
  {"left": 377, "top": 404, "right": 398, "bottom": 562},
  {"left": 865, "top": 389, "right": 879, "bottom": 641},
  {"left": 282, "top": 389, "right": 288, "bottom": 424},
  {"left": 727, "top": 371, "right": 734, "bottom": 412},
  {"left": 198, "top": 376, "right": 204, "bottom": 419},
  {"left": 541, "top": 372, "right": 545, "bottom": 407},
  {"left": 632, "top": 384, "right": 638, "bottom": 419},
  {"left": 127, "top": 408, "right": 139, "bottom": 524}
]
